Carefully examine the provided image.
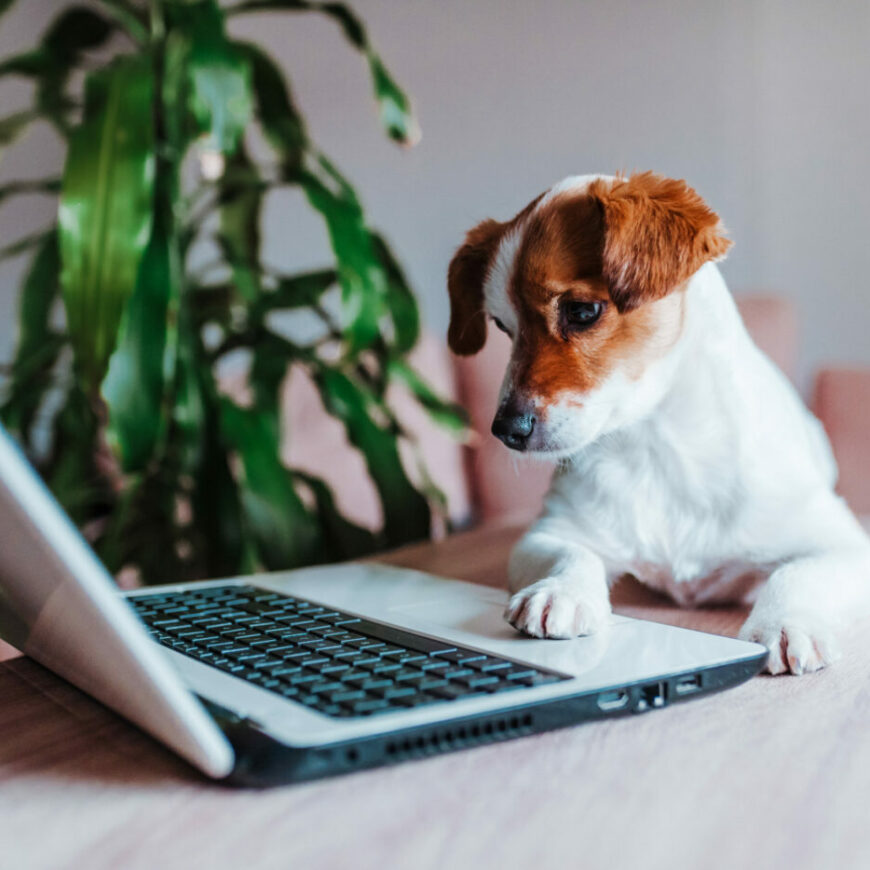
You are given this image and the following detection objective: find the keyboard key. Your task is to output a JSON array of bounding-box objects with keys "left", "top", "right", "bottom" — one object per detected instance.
[
  {"left": 454, "top": 674, "right": 500, "bottom": 689},
  {"left": 309, "top": 681, "right": 347, "bottom": 695},
  {"left": 505, "top": 669, "right": 538, "bottom": 682},
  {"left": 360, "top": 678, "right": 394, "bottom": 691},
  {"left": 330, "top": 689, "right": 366, "bottom": 704},
  {"left": 351, "top": 698, "right": 391, "bottom": 714},
  {"left": 444, "top": 668, "right": 475, "bottom": 680},
  {"left": 393, "top": 668, "right": 426, "bottom": 682}
]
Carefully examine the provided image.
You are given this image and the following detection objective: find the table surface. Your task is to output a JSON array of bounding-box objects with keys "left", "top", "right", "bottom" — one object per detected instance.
[{"left": 2, "top": 521, "right": 868, "bottom": 870}]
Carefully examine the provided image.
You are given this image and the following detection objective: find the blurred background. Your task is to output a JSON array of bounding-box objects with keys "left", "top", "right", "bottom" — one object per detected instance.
[
  {"left": 1, "top": 0, "right": 869, "bottom": 580},
  {"left": 4, "top": 0, "right": 870, "bottom": 387}
]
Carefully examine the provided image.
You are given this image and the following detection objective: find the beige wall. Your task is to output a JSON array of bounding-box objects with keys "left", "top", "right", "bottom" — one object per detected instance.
[{"left": 2, "top": 0, "right": 869, "bottom": 389}]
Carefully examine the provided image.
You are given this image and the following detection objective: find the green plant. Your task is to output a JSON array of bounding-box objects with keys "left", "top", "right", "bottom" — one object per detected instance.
[{"left": 0, "top": 0, "right": 465, "bottom": 584}]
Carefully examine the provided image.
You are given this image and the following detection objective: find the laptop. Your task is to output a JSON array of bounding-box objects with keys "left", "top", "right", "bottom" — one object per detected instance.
[{"left": 0, "top": 422, "right": 767, "bottom": 786}]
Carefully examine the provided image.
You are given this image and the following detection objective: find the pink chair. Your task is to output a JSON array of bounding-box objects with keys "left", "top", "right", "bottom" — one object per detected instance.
[
  {"left": 453, "top": 295, "right": 801, "bottom": 527},
  {"left": 812, "top": 368, "right": 870, "bottom": 517}
]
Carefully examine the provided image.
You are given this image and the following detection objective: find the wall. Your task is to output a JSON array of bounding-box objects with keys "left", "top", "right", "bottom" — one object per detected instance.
[{"left": 2, "top": 0, "right": 869, "bottom": 389}]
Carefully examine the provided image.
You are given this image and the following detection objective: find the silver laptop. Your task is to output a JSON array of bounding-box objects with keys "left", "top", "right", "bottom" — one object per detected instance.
[{"left": 0, "top": 422, "right": 766, "bottom": 786}]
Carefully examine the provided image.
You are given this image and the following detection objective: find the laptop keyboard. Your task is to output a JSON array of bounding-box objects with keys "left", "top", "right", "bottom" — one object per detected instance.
[{"left": 130, "top": 584, "right": 566, "bottom": 719}]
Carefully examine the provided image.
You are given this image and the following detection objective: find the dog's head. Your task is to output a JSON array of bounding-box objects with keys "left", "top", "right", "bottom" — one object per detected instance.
[{"left": 447, "top": 172, "right": 732, "bottom": 457}]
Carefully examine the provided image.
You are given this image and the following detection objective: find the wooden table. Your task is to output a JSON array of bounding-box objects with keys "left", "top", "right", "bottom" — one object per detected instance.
[{"left": 2, "top": 522, "right": 868, "bottom": 870}]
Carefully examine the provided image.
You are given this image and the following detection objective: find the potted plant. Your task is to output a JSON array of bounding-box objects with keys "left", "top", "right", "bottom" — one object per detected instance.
[{"left": 0, "top": 0, "right": 465, "bottom": 585}]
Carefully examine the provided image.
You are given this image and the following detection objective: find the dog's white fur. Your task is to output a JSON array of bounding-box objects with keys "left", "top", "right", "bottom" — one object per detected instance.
[{"left": 495, "top": 178, "right": 870, "bottom": 675}]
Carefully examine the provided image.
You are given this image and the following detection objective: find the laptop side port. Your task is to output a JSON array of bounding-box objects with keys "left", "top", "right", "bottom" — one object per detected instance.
[
  {"left": 597, "top": 689, "right": 630, "bottom": 712},
  {"left": 674, "top": 674, "right": 702, "bottom": 696},
  {"left": 636, "top": 682, "right": 667, "bottom": 712}
]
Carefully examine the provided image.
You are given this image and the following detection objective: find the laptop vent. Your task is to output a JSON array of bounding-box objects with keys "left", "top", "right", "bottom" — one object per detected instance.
[{"left": 375, "top": 712, "right": 535, "bottom": 763}]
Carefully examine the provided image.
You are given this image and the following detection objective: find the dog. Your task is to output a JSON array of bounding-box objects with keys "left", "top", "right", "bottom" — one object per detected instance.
[{"left": 447, "top": 171, "right": 870, "bottom": 675}]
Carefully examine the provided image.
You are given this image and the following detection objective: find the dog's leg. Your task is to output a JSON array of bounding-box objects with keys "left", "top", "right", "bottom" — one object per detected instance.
[
  {"left": 505, "top": 517, "right": 610, "bottom": 638},
  {"left": 738, "top": 548, "right": 870, "bottom": 674}
]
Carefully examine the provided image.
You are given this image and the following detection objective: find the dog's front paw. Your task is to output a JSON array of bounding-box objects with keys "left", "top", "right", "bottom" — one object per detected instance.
[
  {"left": 505, "top": 579, "right": 610, "bottom": 639},
  {"left": 738, "top": 613, "right": 842, "bottom": 675}
]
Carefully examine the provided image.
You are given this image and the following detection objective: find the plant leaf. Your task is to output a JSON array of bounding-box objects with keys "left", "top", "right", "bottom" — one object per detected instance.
[
  {"left": 171, "top": 0, "right": 253, "bottom": 155},
  {"left": 58, "top": 55, "right": 155, "bottom": 393},
  {"left": 294, "top": 163, "right": 384, "bottom": 351},
  {"left": 257, "top": 269, "right": 338, "bottom": 312},
  {"left": 229, "top": 0, "right": 419, "bottom": 144},
  {"left": 101, "top": 208, "right": 173, "bottom": 472},
  {"left": 313, "top": 366, "right": 430, "bottom": 545},
  {"left": 0, "top": 111, "right": 38, "bottom": 166},
  {"left": 387, "top": 359, "right": 469, "bottom": 437},
  {"left": 293, "top": 470, "right": 376, "bottom": 560},
  {"left": 218, "top": 147, "right": 262, "bottom": 302},
  {"left": 0, "top": 7, "right": 117, "bottom": 131},
  {"left": 0, "top": 178, "right": 61, "bottom": 205},
  {"left": 220, "top": 398, "right": 323, "bottom": 569},
  {"left": 0, "top": 231, "right": 64, "bottom": 443},
  {"left": 235, "top": 40, "right": 306, "bottom": 166},
  {"left": 95, "top": 0, "right": 149, "bottom": 44},
  {"left": 371, "top": 232, "right": 418, "bottom": 353},
  {"left": 0, "top": 229, "right": 51, "bottom": 262}
]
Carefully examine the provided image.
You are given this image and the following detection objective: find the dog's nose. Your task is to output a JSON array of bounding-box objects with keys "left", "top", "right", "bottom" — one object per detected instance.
[{"left": 492, "top": 401, "right": 536, "bottom": 451}]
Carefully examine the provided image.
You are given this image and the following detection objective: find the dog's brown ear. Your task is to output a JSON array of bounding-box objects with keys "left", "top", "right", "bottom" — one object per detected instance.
[
  {"left": 588, "top": 172, "right": 732, "bottom": 313},
  {"left": 447, "top": 219, "right": 504, "bottom": 355}
]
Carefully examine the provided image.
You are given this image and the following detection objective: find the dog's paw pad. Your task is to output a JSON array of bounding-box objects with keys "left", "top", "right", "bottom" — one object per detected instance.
[
  {"left": 505, "top": 581, "right": 608, "bottom": 639},
  {"left": 738, "top": 616, "right": 841, "bottom": 675}
]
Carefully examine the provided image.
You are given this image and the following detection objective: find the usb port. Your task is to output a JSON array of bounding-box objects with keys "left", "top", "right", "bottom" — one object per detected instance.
[
  {"left": 674, "top": 674, "right": 702, "bottom": 696},
  {"left": 597, "top": 689, "right": 629, "bottom": 711}
]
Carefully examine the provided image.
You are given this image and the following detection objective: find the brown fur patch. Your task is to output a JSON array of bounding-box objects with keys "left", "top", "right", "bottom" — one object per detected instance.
[
  {"left": 447, "top": 219, "right": 504, "bottom": 355},
  {"left": 587, "top": 172, "right": 732, "bottom": 313},
  {"left": 446, "top": 194, "right": 545, "bottom": 355}
]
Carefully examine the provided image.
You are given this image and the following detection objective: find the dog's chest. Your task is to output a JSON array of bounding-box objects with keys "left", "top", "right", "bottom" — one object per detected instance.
[{"left": 553, "top": 425, "right": 759, "bottom": 599}]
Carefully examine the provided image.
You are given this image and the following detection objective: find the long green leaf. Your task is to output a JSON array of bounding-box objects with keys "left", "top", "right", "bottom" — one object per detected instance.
[
  {"left": 101, "top": 212, "right": 172, "bottom": 472},
  {"left": 229, "top": 0, "right": 419, "bottom": 144},
  {"left": 294, "top": 164, "right": 384, "bottom": 351},
  {"left": 387, "top": 359, "right": 468, "bottom": 437},
  {"left": 171, "top": 0, "right": 253, "bottom": 155},
  {"left": 218, "top": 147, "right": 262, "bottom": 302},
  {"left": 0, "top": 231, "right": 63, "bottom": 443},
  {"left": 313, "top": 366, "right": 430, "bottom": 545},
  {"left": 235, "top": 40, "right": 305, "bottom": 166},
  {"left": 59, "top": 55, "right": 155, "bottom": 392},
  {"left": 371, "top": 232, "right": 418, "bottom": 353},
  {"left": 220, "top": 398, "right": 323, "bottom": 569}
]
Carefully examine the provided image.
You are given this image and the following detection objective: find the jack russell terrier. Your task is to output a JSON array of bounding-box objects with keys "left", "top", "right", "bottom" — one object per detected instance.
[{"left": 447, "top": 172, "right": 870, "bottom": 675}]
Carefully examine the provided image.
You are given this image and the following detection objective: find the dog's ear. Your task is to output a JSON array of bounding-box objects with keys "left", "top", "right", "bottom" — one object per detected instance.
[
  {"left": 588, "top": 172, "right": 732, "bottom": 313},
  {"left": 447, "top": 219, "right": 504, "bottom": 355}
]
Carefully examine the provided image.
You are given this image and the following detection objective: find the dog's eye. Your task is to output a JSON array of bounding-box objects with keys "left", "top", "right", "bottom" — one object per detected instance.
[
  {"left": 492, "top": 317, "right": 511, "bottom": 336},
  {"left": 563, "top": 300, "right": 604, "bottom": 331}
]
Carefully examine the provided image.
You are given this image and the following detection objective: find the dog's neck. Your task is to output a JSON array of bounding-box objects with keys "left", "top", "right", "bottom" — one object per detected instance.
[{"left": 570, "top": 263, "right": 752, "bottom": 473}]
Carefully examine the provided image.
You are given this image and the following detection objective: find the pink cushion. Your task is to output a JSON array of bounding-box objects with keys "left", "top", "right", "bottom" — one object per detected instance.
[
  {"left": 454, "top": 294, "right": 800, "bottom": 526},
  {"left": 734, "top": 295, "right": 798, "bottom": 381},
  {"left": 812, "top": 368, "right": 870, "bottom": 515}
]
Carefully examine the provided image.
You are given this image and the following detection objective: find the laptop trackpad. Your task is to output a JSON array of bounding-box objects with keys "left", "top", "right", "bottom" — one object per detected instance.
[{"left": 388, "top": 589, "right": 613, "bottom": 675}]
